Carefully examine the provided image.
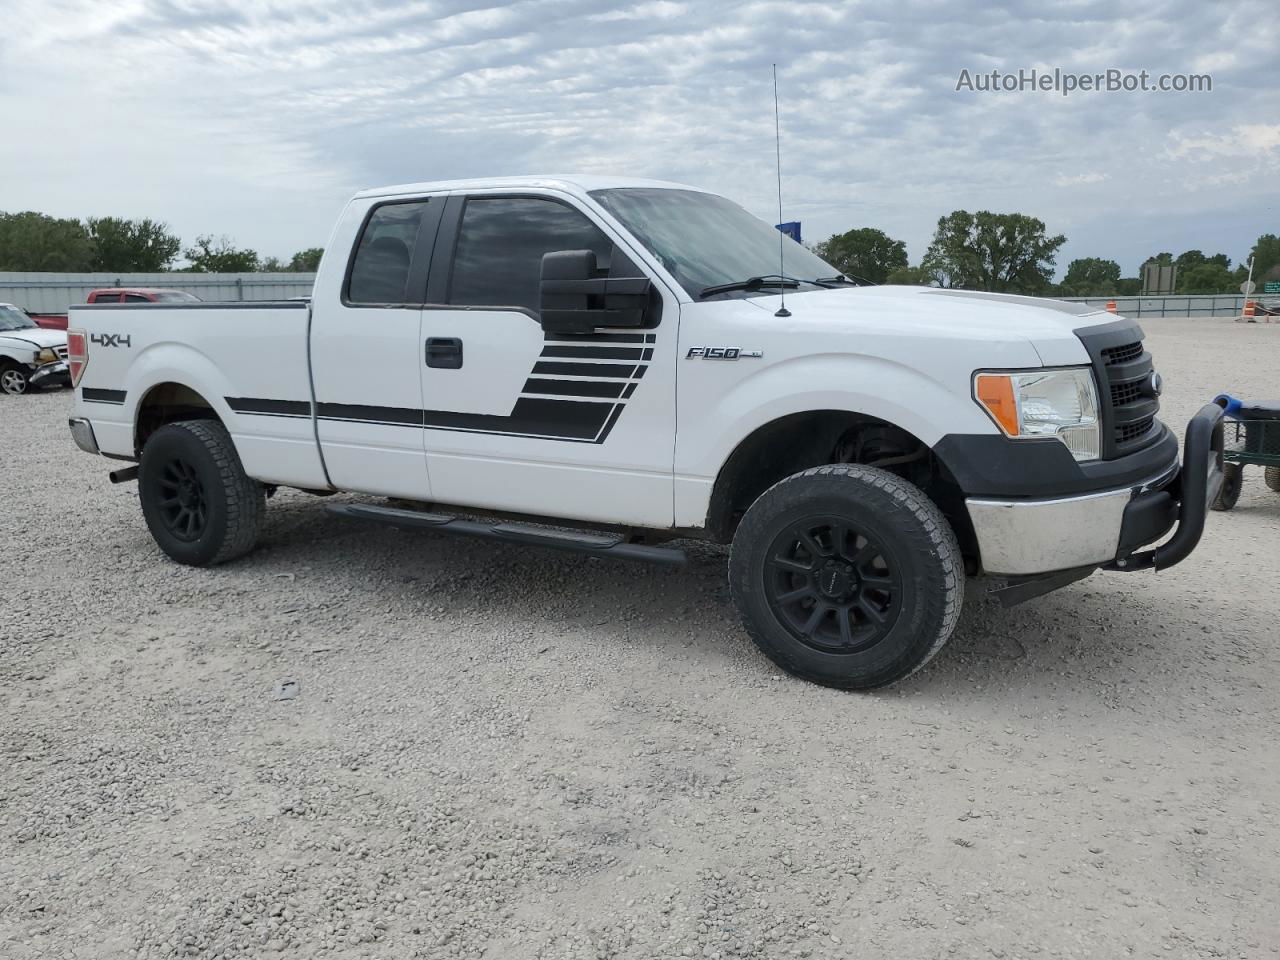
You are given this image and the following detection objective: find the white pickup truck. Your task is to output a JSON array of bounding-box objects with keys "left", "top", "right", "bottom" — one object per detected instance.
[{"left": 66, "top": 176, "right": 1224, "bottom": 689}]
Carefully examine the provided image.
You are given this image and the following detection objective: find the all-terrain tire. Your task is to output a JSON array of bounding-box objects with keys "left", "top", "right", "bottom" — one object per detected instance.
[
  {"left": 138, "top": 419, "right": 265, "bottom": 566},
  {"left": 1265, "top": 466, "right": 1280, "bottom": 493},
  {"left": 1211, "top": 462, "right": 1243, "bottom": 511},
  {"left": 729, "top": 464, "right": 963, "bottom": 690}
]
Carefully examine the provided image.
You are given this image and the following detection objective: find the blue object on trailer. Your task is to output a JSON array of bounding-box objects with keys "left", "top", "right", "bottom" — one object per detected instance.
[
  {"left": 776, "top": 221, "right": 801, "bottom": 242},
  {"left": 1214, "top": 393, "right": 1243, "bottom": 416}
]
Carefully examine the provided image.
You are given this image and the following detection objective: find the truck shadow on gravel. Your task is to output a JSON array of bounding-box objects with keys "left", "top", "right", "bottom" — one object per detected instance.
[{"left": 246, "top": 494, "right": 1189, "bottom": 696}]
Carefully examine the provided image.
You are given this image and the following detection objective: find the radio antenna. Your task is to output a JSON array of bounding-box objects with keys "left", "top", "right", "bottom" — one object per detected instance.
[{"left": 772, "top": 63, "right": 791, "bottom": 318}]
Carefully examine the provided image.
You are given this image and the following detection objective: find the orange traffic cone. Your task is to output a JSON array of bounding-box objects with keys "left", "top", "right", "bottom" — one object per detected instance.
[
  {"left": 1243, "top": 300, "right": 1256, "bottom": 322},
  {"left": 1105, "top": 300, "right": 1117, "bottom": 313}
]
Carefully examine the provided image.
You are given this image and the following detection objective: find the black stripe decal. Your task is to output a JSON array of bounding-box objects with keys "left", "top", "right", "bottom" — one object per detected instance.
[
  {"left": 522, "top": 378, "right": 625, "bottom": 399},
  {"left": 82, "top": 388, "right": 126, "bottom": 404},
  {"left": 316, "top": 402, "right": 423, "bottom": 426},
  {"left": 422, "top": 398, "right": 611, "bottom": 440},
  {"left": 598, "top": 403, "right": 625, "bottom": 440},
  {"left": 223, "top": 335, "right": 655, "bottom": 445},
  {"left": 531, "top": 361, "right": 637, "bottom": 379},
  {"left": 541, "top": 345, "right": 646, "bottom": 360},
  {"left": 542, "top": 332, "right": 648, "bottom": 343},
  {"left": 227, "top": 397, "right": 311, "bottom": 417}
]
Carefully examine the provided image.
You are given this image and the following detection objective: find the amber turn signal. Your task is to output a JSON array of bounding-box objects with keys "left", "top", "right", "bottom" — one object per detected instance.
[{"left": 975, "top": 373, "right": 1019, "bottom": 436}]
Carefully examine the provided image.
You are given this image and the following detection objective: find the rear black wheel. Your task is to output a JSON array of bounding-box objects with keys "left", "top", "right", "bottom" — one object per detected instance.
[
  {"left": 730, "top": 464, "right": 963, "bottom": 690},
  {"left": 139, "top": 419, "right": 265, "bottom": 566},
  {"left": 1211, "top": 462, "right": 1243, "bottom": 511}
]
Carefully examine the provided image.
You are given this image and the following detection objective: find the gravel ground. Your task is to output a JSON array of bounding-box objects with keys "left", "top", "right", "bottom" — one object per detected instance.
[{"left": 2, "top": 317, "right": 1278, "bottom": 960}]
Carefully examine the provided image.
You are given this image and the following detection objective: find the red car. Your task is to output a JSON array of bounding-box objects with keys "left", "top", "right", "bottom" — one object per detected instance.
[{"left": 33, "top": 288, "right": 201, "bottom": 330}]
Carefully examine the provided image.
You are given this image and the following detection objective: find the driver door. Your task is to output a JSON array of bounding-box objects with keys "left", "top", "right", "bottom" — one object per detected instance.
[{"left": 416, "top": 192, "right": 678, "bottom": 527}]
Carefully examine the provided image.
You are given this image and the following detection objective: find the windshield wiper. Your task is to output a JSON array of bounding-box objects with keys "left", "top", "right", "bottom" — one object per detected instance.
[
  {"left": 699, "top": 275, "right": 803, "bottom": 299},
  {"left": 812, "top": 275, "right": 872, "bottom": 287}
]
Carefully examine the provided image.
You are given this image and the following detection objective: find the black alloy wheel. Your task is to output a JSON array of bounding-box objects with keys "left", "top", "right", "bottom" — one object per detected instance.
[
  {"left": 153, "top": 456, "right": 209, "bottom": 541},
  {"left": 764, "top": 517, "right": 902, "bottom": 653}
]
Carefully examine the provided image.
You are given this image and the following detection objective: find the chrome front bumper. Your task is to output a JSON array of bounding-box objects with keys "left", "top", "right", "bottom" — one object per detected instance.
[
  {"left": 968, "top": 486, "right": 1139, "bottom": 575},
  {"left": 967, "top": 402, "right": 1225, "bottom": 576}
]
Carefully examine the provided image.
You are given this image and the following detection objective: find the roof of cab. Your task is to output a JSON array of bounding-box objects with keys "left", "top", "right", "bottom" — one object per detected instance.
[{"left": 352, "top": 174, "right": 711, "bottom": 200}]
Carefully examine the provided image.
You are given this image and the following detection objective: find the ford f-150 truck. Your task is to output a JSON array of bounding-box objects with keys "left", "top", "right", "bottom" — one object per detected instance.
[{"left": 65, "top": 176, "right": 1225, "bottom": 689}]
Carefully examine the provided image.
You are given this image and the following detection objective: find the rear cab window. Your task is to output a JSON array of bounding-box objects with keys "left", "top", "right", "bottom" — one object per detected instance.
[{"left": 345, "top": 200, "right": 434, "bottom": 305}]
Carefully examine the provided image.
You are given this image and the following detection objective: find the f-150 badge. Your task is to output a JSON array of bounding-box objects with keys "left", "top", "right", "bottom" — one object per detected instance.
[{"left": 686, "top": 347, "right": 763, "bottom": 360}]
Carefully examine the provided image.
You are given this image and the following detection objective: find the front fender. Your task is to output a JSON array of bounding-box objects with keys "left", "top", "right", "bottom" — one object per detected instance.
[{"left": 677, "top": 352, "right": 1001, "bottom": 481}]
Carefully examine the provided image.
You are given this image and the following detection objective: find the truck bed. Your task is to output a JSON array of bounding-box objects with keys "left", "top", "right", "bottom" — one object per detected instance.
[{"left": 68, "top": 301, "right": 329, "bottom": 489}]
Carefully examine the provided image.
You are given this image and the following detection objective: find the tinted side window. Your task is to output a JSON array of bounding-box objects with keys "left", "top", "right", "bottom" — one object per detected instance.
[
  {"left": 448, "top": 197, "right": 613, "bottom": 312},
  {"left": 123, "top": 294, "right": 151, "bottom": 303},
  {"left": 92, "top": 293, "right": 121, "bottom": 303},
  {"left": 347, "top": 200, "right": 430, "bottom": 304}
]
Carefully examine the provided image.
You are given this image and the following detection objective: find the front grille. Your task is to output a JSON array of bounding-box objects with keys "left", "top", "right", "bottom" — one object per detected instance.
[
  {"left": 1075, "top": 325, "right": 1161, "bottom": 459},
  {"left": 1102, "top": 341, "right": 1143, "bottom": 365},
  {"left": 54, "top": 345, "right": 68, "bottom": 360},
  {"left": 1116, "top": 416, "right": 1155, "bottom": 445},
  {"left": 1110, "top": 380, "right": 1143, "bottom": 406}
]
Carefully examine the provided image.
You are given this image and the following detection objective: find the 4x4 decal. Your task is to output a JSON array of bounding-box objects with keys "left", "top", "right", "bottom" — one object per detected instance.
[
  {"left": 90, "top": 333, "right": 132, "bottom": 348},
  {"left": 227, "top": 332, "right": 655, "bottom": 445}
]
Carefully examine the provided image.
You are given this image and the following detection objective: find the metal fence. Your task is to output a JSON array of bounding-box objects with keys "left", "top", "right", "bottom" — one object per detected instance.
[
  {"left": 0, "top": 272, "right": 316, "bottom": 314},
  {"left": 0, "top": 273, "right": 1263, "bottom": 319},
  {"left": 1058, "top": 295, "right": 1257, "bottom": 318}
]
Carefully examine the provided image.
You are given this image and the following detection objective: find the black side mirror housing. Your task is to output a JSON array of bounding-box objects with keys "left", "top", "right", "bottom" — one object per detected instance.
[{"left": 539, "top": 250, "right": 651, "bottom": 335}]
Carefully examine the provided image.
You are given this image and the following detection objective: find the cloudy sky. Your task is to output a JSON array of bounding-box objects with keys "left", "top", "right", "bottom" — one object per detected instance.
[{"left": 3, "top": 0, "right": 1277, "bottom": 276}]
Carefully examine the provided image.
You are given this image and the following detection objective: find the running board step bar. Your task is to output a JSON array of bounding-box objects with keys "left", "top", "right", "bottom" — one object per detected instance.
[{"left": 327, "top": 503, "right": 687, "bottom": 567}]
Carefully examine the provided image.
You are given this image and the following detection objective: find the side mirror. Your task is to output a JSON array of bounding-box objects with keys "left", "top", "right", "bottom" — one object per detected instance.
[{"left": 539, "top": 250, "right": 651, "bottom": 335}]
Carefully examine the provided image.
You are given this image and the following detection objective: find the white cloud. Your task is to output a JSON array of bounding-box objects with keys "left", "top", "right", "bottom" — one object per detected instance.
[
  {"left": 1054, "top": 172, "right": 1109, "bottom": 186},
  {"left": 1167, "top": 124, "right": 1280, "bottom": 160},
  {"left": 1, "top": 0, "right": 1278, "bottom": 273}
]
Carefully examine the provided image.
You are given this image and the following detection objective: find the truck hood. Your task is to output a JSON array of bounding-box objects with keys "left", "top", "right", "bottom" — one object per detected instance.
[
  {"left": 0, "top": 327, "right": 67, "bottom": 350},
  {"left": 746, "top": 285, "right": 1121, "bottom": 366}
]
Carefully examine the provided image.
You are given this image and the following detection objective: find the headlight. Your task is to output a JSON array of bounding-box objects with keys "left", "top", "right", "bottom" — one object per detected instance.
[
  {"left": 974, "top": 367, "right": 1101, "bottom": 462},
  {"left": 36, "top": 348, "right": 58, "bottom": 364}
]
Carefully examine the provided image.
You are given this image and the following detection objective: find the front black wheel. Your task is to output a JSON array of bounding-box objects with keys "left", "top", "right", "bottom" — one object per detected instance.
[
  {"left": 1211, "top": 462, "right": 1242, "bottom": 511},
  {"left": 139, "top": 419, "right": 265, "bottom": 566},
  {"left": 729, "top": 464, "right": 963, "bottom": 690}
]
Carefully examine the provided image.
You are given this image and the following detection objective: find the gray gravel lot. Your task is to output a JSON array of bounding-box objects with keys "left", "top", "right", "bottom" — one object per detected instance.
[{"left": 2, "top": 317, "right": 1278, "bottom": 960}]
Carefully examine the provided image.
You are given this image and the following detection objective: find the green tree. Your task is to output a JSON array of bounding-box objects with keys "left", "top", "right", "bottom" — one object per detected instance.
[
  {"left": 288, "top": 247, "right": 324, "bottom": 272},
  {"left": 884, "top": 265, "right": 935, "bottom": 286},
  {"left": 1178, "top": 262, "right": 1236, "bottom": 294},
  {"left": 1060, "top": 257, "right": 1121, "bottom": 296},
  {"left": 0, "top": 211, "right": 95, "bottom": 271},
  {"left": 813, "top": 228, "right": 907, "bottom": 284},
  {"left": 1142, "top": 252, "right": 1174, "bottom": 269},
  {"left": 1114, "top": 277, "right": 1142, "bottom": 296},
  {"left": 258, "top": 256, "right": 287, "bottom": 272},
  {"left": 921, "top": 210, "right": 1066, "bottom": 293},
  {"left": 1245, "top": 233, "right": 1280, "bottom": 279},
  {"left": 182, "top": 235, "right": 259, "bottom": 273},
  {"left": 86, "top": 217, "right": 181, "bottom": 271}
]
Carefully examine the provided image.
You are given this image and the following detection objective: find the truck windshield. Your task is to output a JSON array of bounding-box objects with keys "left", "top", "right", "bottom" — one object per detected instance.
[
  {"left": 589, "top": 187, "right": 838, "bottom": 300},
  {"left": 0, "top": 305, "right": 36, "bottom": 330}
]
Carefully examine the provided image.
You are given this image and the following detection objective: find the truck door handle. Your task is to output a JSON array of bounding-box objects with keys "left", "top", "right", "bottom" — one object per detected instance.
[{"left": 425, "top": 337, "right": 463, "bottom": 369}]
